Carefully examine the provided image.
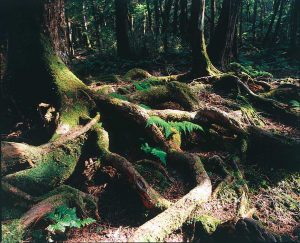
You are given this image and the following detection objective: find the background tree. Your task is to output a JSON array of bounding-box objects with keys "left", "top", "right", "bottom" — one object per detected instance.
[
  {"left": 208, "top": 0, "right": 242, "bottom": 70},
  {"left": 189, "top": 0, "right": 219, "bottom": 76},
  {"left": 115, "top": 0, "right": 131, "bottom": 58}
]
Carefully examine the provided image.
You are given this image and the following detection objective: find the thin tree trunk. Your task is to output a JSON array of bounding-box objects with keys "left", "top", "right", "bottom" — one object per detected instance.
[
  {"left": 146, "top": 0, "right": 153, "bottom": 33},
  {"left": 272, "top": 0, "right": 284, "bottom": 44},
  {"left": 154, "top": 0, "right": 160, "bottom": 35},
  {"left": 173, "top": 0, "right": 179, "bottom": 34},
  {"left": 82, "top": 0, "right": 92, "bottom": 49},
  {"left": 210, "top": 0, "right": 216, "bottom": 39},
  {"left": 66, "top": 17, "right": 74, "bottom": 57},
  {"left": 91, "top": 0, "right": 103, "bottom": 50},
  {"left": 252, "top": 0, "right": 258, "bottom": 42},
  {"left": 263, "top": 0, "right": 281, "bottom": 45}
]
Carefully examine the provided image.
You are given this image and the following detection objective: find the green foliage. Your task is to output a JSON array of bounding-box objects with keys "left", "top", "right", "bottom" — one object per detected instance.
[
  {"left": 109, "top": 92, "right": 128, "bottom": 101},
  {"left": 230, "top": 62, "right": 273, "bottom": 78},
  {"left": 139, "top": 104, "right": 151, "bottom": 109},
  {"left": 140, "top": 143, "right": 167, "bottom": 165},
  {"left": 289, "top": 100, "right": 300, "bottom": 109},
  {"left": 46, "top": 206, "right": 95, "bottom": 233},
  {"left": 146, "top": 116, "right": 203, "bottom": 138},
  {"left": 146, "top": 116, "right": 172, "bottom": 138},
  {"left": 169, "top": 121, "right": 204, "bottom": 135}
]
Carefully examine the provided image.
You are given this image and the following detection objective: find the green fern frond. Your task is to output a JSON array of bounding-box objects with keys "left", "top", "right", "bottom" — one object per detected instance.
[
  {"left": 169, "top": 121, "right": 204, "bottom": 135},
  {"left": 109, "top": 93, "right": 128, "bottom": 101},
  {"left": 146, "top": 116, "right": 173, "bottom": 138},
  {"left": 141, "top": 143, "right": 167, "bottom": 165},
  {"left": 146, "top": 116, "right": 203, "bottom": 138},
  {"left": 139, "top": 104, "right": 151, "bottom": 109}
]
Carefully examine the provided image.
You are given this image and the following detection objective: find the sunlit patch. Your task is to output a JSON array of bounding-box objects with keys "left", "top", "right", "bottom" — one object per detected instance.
[{"left": 56, "top": 123, "right": 70, "bottom": 135}]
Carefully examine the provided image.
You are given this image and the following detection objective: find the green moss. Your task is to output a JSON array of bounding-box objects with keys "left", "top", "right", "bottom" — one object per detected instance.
[
  {"left": 41, "top": 35, "right": 92, "bottom": 133},
  {"left": 124, "top": 68, "right": 151, "bottom": 81},
  {"left": 166, "top": 81, "right": 199, "bottom": 110},
  {"left": 2, "top": 220, "right": 25, "bottom": 243},
  {"left": 4, "top": 136, "right": 87, "bottom": 196},
  {"left": 194, "top": 214, "right": 222, "bottom": 235}
]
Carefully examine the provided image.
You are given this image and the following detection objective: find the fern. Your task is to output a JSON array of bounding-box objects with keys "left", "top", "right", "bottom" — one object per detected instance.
[
  {"left": 139, "top": 104, "right": 151, "bottom": 109},
  {"left": 146, "top": 116, "right": 203, "bottom": 138},
  {"left": 146, "top": 116, "right": 173, "bottom": 138},
  {"left": 46, "top": 206, "right": 95, "bottom": 233},
  {"left": 289, "top": 100, "right": 300, "bottom": 109},
  {"left": 141, "top": 143, "right": 167, "bottom": 165},
  {"left": 170, "top": 121, "right": 204, "bottom": 135},
  {"left": 109, "top": 93, "right": 128, "bottom": 101}
]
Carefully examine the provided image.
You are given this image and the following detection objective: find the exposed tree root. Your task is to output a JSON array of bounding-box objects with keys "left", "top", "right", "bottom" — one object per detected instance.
[
  {"left": 130, "top": 154, "right": 212, "bottom": 242},
  {"left": 2, "top": 185, "right": 98, "bottom": 242},
  {"left": 102, "top": 152, "right": 171, "bottom": 210}
]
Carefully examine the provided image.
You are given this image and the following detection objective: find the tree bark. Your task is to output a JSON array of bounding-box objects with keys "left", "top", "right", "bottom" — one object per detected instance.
[
  {"left": 82, "top": 0, "right": 92, "bottom": 49},
  {"left": 252, "top": 0, "right": 258, "bottom": 42},
  {"left": 179, "top": 0, "right": 188, "bottom": 41},
  {"left": 210, "top": 0, "right": 216, "bottom": 39},
  {"left": 189, "top": 0, "right": 219, "bottom": 77},
  {"left": 271, "top": 0, "right": 284, "bottom": 44},
  {"left": 289, "top": 0, "right": 300, "bottom": 54},
  {"left": 162, "top": 0, "right": 173, "bottom": 52},
  {"left": 115, "top": 0, "right": 131, "bottom": 58},
  {"left": 173, "top": 0, "right": 179, "bottom": 34},
  {"left": 263, "top": 0, "right": 280, "bottom": 46},
  {"left": 208, "top": 0, "right": 242, "bottom": 70},
  {"left": 154, "top": 0, "right": 161, "bottom": 35}
]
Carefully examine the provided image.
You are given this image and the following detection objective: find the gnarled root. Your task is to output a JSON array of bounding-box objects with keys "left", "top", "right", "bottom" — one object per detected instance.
[
  {"left": 102, "top": 152, "right": 171, "bottom": 210},
  {"left": 2, "top": 185, "right": 98, "bottom": 242},
  {"left": 130, "top": 154, "right": 212, "bottom": 242},
  {"left": 2, "top": 115, "right": 101, "bottom": 195}
]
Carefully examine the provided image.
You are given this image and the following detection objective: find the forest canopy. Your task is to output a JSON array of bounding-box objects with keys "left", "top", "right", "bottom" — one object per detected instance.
[{"left": 0, "top": 0, "right": 299, "bottom": 242}]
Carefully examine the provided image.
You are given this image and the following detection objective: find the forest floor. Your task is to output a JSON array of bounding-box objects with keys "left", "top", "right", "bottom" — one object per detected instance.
[{"left": 1, "top": 49, "right": 300, "bottom": 242}]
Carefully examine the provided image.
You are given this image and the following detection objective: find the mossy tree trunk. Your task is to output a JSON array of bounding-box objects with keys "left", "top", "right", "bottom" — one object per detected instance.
[{"left": 189, "top": 0, "right": 219, "bottom": 77}]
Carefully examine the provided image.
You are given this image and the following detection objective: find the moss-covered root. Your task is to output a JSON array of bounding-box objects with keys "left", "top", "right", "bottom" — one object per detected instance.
[
  {"left": 213, "top": 74, "right": 300, "bottom": 126},
  {"left": 2, "top": 115, "right": 101, "bottom": 195},
  {"left": 2, "top": 185, "right": 98, "bottom": 243},
  {"left": 103, "top": 152, "right": 171, "bottom": 211},
  {"left": 126, "top": 81, "right": 200, "bottom": 111},
  {"left": 123, "top": 68, "right": 186, "bottom": 82},
  {"left": 130, "top": 156, "right": 212, "bottom": 242},
  {"left": 124, "top": 68, "right": 152, "bottom": 81}
]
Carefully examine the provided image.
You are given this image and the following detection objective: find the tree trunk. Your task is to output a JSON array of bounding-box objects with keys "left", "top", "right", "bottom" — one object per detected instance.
[
  {"left": 272, "top": 0, "right": 284, "bottom": 44},
  {"left": 263, "top": 0, "right": 280, "bottom": 46},
  {"left": 146, "top": 0, "right": 153, "bottom": 33},
  {"left": 5, "top": 0, "right": 73, "bottom": 118},
  {"left": 208, "top": 0, "right": 242, "bottom": 70},
  {"left": 162, "top": 0, "right": 173, "bottom": 52},
  {"left": 252, "top": 0, "right": 258, "bottom": 42},
  {"left": 289, "top": 0, "right": 299, "bottom": 54},
  {"left": 66, "top": 17, "right": 74, "bottom": 57},
  {"left": 154, "top": 0, "right": 160, "bottom": 35},
  {"left": 91, "top": 0, "right": 103, "bottom": 50},
  {"left": 210, "top": 0, "right": 216, "bottom": 39},
  {"left": 115, "top": 0, "right": 131, "bottom": 58},
  {"left": 82, "top": 0, "right": 92, "bottom": 49},
  {"left": 189, "top": 0, "right": 219, "bottom": 77},
  {"left": 179, "top": 0, "right": 188, "bottom": 41},
  {"left": 173, "top": 0, "right": 179, "bottom": 34}
]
